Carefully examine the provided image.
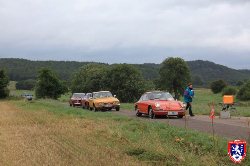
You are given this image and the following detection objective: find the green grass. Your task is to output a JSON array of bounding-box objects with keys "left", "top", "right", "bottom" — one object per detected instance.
[
  {"left": 11, "top": 99, "right": 250, "bottom": 165},
  {"left": 192, "top": 88, "right": 250, "bottom": 117},
  {"left": 120, "top": 103, "right": 135, "bottom": 110},
  {"left": 8, "top": 81, "right": 35, "bottom": 99}
]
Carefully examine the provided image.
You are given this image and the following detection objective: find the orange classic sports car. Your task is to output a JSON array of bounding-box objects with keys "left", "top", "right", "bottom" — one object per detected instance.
[
  {"left": 135, "top": 91, "right": 185, "bottom": 119},
  {"left": 88, "top": 91, "right": 120, "bottom": 111}
]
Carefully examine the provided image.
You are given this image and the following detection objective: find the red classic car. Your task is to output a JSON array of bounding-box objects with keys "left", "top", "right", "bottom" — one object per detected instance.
[
  {"left": 135, "top": 91, "right": 185, "bottom": 119},
  {"left": 69, "top": 93, "right": 85, "bottom": 107}
]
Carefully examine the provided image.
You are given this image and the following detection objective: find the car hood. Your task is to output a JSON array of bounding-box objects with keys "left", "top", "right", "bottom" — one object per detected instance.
[
  {"left": 152, "top": 100, "right": 183, "bottom": 110},
  {"left": 94, "top": 97, "right": 119, "bottom": 103}
]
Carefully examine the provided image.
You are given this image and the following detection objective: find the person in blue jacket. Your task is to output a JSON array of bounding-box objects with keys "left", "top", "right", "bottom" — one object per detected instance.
[{"left": 184, "top": 83, "right": 195, "bottom": 116}]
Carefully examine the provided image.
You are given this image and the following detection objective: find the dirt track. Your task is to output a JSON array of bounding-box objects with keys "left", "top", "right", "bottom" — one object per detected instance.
[{"left": 115, "top": 110, "right": 250, "bottom": 140}]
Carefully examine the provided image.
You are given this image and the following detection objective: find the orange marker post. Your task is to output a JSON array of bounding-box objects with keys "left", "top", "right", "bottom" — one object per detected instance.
[{"left": 209, "top": 102, "right": 216, "bottom": 146}]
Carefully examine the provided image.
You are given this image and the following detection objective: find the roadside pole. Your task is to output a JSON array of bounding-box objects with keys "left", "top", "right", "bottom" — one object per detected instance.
[
  {"left": 247, "top": 118, "right": 250, "bottom": 144},
  {"left": 209, "top": 102, "right": 215, "bottom": 147}
]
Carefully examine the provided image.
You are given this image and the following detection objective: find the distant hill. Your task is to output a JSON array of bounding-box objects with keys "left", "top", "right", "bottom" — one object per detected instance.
[
  {"left": 0, "top": 58, "right": 97, "bottom": 81},
  {"left": 0, "top": 58, "right": 249, "bottom": 86}
]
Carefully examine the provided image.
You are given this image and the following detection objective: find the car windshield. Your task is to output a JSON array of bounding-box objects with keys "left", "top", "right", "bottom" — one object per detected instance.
[
  {"left": 86, "top": 93, "right": 92, "bottom": 98},
  {"left": 93, "top": 92, "right": 113, "bottom": 98},
  {"left": 148, "top": 92, "right": 174, "bottom": 101},
  {"left": 73, "top": 93, "right": 85, "bottom": 98}
]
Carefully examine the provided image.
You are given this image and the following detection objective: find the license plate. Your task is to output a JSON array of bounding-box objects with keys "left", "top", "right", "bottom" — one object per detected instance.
[
  {"left": 105, "top": 104, "right": 112, "bottom": 107},
  {"left": 168, "top": 111, "right": 178, "bottom": 115}
]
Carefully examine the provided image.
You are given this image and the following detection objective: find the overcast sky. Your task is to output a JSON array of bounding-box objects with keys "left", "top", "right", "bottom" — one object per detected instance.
[{"left": 0, "top": 0, "right": 250, "bottom": 69}]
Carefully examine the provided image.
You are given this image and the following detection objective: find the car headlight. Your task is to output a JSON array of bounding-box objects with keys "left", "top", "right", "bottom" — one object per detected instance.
[
  {"left": 113, "top": 101, "right": 120, "bottom": 105},
  {"left": 97, "top": 102, "right": 104, "bottom": 106},
  {"left": 155, "top": 102, "right": 161, "bottom": 108}
]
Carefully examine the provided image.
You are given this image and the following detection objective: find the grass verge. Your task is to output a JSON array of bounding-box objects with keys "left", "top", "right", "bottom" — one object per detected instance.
[{"left": 10, "top": 99, "right": 250, "bottom": 165}]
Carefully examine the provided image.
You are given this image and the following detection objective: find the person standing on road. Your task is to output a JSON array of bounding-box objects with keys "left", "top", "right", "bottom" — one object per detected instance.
[{"left": 184, "top": 83, "right": 195, "bottom": 116}]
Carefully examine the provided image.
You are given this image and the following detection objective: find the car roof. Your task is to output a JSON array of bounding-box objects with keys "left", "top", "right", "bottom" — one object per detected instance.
[
  {"left": 144, "top": 91, "right": 169, "bottom": 94},
  {"left": 93, "top": 91, "right": 110, "bottom": 93},
  {"left": 73, "top": 93, "right": 85, "bottom": 95}
]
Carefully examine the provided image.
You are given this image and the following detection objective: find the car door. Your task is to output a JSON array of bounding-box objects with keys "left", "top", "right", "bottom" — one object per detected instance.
[
  {"left": 141, "top": 94, "right": 150, "bottom": 114},
  {"left": 137, "top": 94, "right": 149, "bottom": 114},
  {"left": 88, "top": 93, "right": 94, "bottom": 108},
  {"left": 137, "top": 94, "right": 145, "bottom": 112}
]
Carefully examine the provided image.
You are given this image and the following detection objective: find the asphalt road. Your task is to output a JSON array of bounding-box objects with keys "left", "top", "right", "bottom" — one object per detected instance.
[{"left": 114, "top": 110, "right": 250, "bottom": 140}]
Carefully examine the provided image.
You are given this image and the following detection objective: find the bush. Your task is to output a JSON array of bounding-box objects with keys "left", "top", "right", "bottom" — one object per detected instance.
[
  {"left": 222, "top": 86, "right": 237, "bottom": 96},
  {"left": 237, "top": 81, "right": 250, "bottom": 101},
  {"left": 210, "top": 80, "right": 227, "bottom": 94}
]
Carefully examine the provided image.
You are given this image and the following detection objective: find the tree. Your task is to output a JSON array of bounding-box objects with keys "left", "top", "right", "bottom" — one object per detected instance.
[
  {"left": 237, "top": 81, "right": 250, "bottom": 101},
  {"left": 192, "top": 75, "right": 203, "bottom": 87},
  {"left": 35, "top": 69, "right": 67, "bottom": 99},
  {"left": 16, "top": 79, "right": 36, "bottom": 90},
  {"left": 158, "top": 57, "right": 191, "bottom": 99},
  {"left": 71, "top": 64, "right": 109, "bottom": 93},
  {"left": 222, "top": 86, "right": 237, "bottom": 96},
  {"left": 105, "top": 64, "right": 146, "bottom": 102},
  {"left": 0, "top": 69, "right": 9, "bottom": 98},
  {"left": 210, "top": 80, "right": 227, "bottom": 94}
]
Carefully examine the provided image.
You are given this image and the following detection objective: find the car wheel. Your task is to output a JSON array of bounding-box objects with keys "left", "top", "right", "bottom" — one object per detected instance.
[
  {"left": 135, "top": 106, "right": 142, "bottom": 117},
  {"left": 70, "top": 104, "right": 72, "bottom": 107},
  {"left": 86, "top": 103, "right": 89, "bottom": 110},
  {"left": 90, "top": 106, "right": 93, "bottom": 111},
  {"left": 115, "top": 107, "right": 120, "bottom": 111},
  {"left": 148, "top": 107, "right": 154, "bottom": 119},
  {"left": 94, "top": 105, "right": 98, "bottom": 112}
]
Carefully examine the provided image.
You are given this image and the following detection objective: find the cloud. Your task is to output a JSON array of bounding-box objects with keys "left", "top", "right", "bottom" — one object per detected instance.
[{"left": 0, "top": 0, "right": 250, "bottom": 68}]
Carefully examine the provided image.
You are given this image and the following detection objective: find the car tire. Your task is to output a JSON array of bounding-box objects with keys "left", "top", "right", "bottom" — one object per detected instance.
[
  {"left": 135, "top": 106, "right": 142, "bottom": 117},
  {"left": 94, "top": 105, "right": 98, "bottom": 112},
  {"left": 148, "top": 107, "right": 154, "bottom": 119},
  {"left": 86, "top": 103, "right": 89, "bottom": 110},
  {"left": 70, "top": 104, "right": 72, "bottom": 107},
  {"left": 115, "top": 107, "right": 120, "bottom": 111},
  {"left": 90, "top": 106, "right": 93, "bottom": 111}
]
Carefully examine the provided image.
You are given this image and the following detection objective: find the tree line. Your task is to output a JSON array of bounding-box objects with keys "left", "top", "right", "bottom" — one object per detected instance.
[
  {"left": 1, "top": 57, "right": 250, "bottom": 102},
  {"left": 1, "top": 58, "right": 250, "bottom": 87},
  {"left": 0, "top": 57, "right": 191, "bottom": 102}
]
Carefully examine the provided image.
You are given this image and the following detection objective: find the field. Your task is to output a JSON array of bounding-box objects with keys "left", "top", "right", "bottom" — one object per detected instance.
[
  {"left": 0, "top": 97, "right": 249, "bottom": 165},
  {"left": 2, "top": 84, "right": 250, "bottom": 165}
]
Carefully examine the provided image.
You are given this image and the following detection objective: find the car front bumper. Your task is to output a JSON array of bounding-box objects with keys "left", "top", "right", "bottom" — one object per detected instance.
[
  {"left": 97, "top": 104, "right": 120, "bottom": 109},
  {"left": 154, "top": 110, "right": 185, "bottom": 116}
]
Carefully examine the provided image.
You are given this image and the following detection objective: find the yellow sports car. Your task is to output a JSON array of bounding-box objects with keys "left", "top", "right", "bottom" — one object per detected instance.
[{"left": 88, "top": 91, "right": 120, "bottom": 111}]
